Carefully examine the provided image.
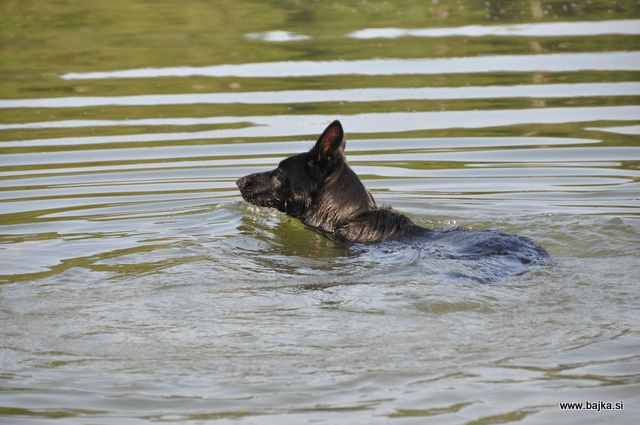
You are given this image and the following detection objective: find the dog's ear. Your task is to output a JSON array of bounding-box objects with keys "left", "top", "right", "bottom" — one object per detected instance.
[{"left": 311, "top": 120, "right": 346, "bottom": 162}]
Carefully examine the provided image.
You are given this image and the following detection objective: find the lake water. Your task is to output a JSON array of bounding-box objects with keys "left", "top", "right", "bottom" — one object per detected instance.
[{"left": 1, "top": 1, "right": 639, "bottom": 424}]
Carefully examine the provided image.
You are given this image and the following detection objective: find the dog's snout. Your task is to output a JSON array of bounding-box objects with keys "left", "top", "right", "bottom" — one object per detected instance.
[{"left": 236, "top": 176, "right": 249, "bottom": 190}]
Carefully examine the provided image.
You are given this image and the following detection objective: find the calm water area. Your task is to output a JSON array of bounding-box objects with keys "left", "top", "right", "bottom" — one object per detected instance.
[{"left": 1, "top": 1, "right": 639, "bottom": 424}]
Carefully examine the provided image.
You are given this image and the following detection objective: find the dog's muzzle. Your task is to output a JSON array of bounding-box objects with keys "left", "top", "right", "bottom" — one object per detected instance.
[{"left": 236, "top": 176, "right": 250, "bottom": 192}]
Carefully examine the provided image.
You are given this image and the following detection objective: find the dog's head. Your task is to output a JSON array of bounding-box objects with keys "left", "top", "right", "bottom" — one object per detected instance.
[{"left": 236, "top": 120, "right": 347, "bottom": 219}]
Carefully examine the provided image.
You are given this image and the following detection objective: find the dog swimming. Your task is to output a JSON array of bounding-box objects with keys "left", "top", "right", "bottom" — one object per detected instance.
[{"left": 237, "top": 120, "right": 548, "bottom": 269}]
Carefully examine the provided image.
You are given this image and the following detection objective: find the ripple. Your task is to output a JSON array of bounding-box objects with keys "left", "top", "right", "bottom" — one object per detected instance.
[
  {"left": 2, "top": 82, "right": 638, "bottom": 109},
  {"left": 586, "top": 125, "right": 640, "bottom": 135},
  {"left": 349, "top": 19, "right": 640, "bottom": 39},
  {"left": 60, "top": 51, "right": 640, "bottom": 79},
  {"left": 1, "top": 106, "right": 637, "bottom": 146}
]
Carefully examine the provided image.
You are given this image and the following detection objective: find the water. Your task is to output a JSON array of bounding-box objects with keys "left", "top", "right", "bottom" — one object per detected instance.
[{"left": 1, "top": 1, "right": 639, "bottom": 423}]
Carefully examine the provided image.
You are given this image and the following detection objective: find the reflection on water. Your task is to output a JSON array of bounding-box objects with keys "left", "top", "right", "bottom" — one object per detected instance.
[
  {"left": 3, "top": 107, "right": 640, "bottom": 148},
  {"left": 1, "top": 82, "right": 639, "bottom": 109},
  {"left": 589, "top": 124, "right": 640, "bottom": 135},
  {"left": 348, "top": 18, "right": 640, "bottom": 38},
  {"left": 245, "top": 30, "right": 310, "bottom": 42},
  {"left": 1, "top": 1, "right": 639, "bottom": 424},
  {"left": 61, "top": 51, "right": 640, "bottom": 79}
]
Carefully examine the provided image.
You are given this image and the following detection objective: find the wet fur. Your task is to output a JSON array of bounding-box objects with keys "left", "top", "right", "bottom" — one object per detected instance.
[{"left": 237, "top": 120, "right": 548, "bottom": 263}]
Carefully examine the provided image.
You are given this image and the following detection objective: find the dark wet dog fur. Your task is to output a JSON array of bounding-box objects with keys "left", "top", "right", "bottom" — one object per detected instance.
[{"left": 237, "top": 120, "right": 548, "bottom": 264}]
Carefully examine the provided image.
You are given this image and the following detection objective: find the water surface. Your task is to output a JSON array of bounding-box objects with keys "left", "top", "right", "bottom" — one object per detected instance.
[{"left": 1, "top": 1, "right": 639, "bottom": 424}]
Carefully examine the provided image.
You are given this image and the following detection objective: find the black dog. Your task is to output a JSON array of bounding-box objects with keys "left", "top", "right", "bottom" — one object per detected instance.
[{"left": 237, "top": 120, "right": 547, "bottom": 263}]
